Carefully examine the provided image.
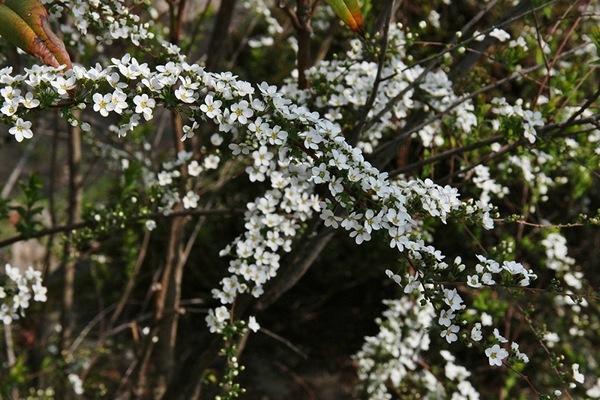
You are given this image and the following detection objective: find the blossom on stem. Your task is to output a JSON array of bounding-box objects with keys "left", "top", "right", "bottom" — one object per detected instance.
[
  {"left": 93, "top": 93, "right": 116, "bottom": 117},
  {"left": 133, "top": 94, "right": 156, "bottom": 120},
  {"left": 9, "top": 118, "right": 34, "bottom": 142},
  {"left": 485, "top": 344, "right": 508, "bottom": 366}
]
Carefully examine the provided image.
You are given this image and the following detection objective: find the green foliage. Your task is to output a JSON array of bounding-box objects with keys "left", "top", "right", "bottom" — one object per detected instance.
[
  {"left": 10, "top": 173, "right": 44, "bottom": 237},
  {"left": 0, "top": 191, "right": 9, "bottom": 235},
  {"left": 214, "top": 322, "right": 249, "bottom": 400}
]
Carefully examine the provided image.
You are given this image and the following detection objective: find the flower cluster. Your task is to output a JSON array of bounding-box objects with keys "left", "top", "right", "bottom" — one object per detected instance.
[
  {"left": 353, "top": 297, "right": 480, "bottom": 399},
  {"left": 468, "top": 255, "right": 537, "bottom": 288},
  {"left": 491, "top": 97, "right": 544, "bottom": 144},
  {"left": 279, "top": 24, "right": 478, "bottom": 153},
  {"left": 1, "top": 0, "right": 599, "bottom": 396},
  {"left": 0, "top": 32, "right": 532, "bottom": 374},
  {"left": 0, "top": 264, "right": 47, "bottom": 325},
  {"left": 242, "top": 0, "right": 285, "bottom": 49},
  {"left": 471, "top": 165, "right": 509, "bottom": 206},
  {"left": 44, "top": 0, "right": 157, "bottom": 50}
]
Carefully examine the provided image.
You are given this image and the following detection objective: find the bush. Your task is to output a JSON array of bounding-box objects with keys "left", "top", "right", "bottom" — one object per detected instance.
[{"left": 1, "top": 0, "right": 599, "bottom": 398}]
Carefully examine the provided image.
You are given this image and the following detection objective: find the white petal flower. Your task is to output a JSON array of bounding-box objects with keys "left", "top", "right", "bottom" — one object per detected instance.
[
  {"left": 490, "top": 28, "right": 510, "bottom": 42},
  {"left": 485, "top": 344, "right": 508, "bottom": 366},
  {"left": 9, "top": 118, "right": 33, "bottom": 142},
  {"left": 248, "top": 316, "right": 260, "bottom": 332}
]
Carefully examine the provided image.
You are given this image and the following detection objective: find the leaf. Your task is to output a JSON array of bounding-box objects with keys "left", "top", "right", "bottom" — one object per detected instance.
[
  {"left": 324, "top": 0, "right": 365, "bottom": 35},
  {"left": 0, "top": 0, "right": 71, "bottom": 68},
  {"left": 590, "top": 26, "right": 600, "bottom": 53},
  {"left": 342, "top": 0, "right": 364, "bottom": 33}
]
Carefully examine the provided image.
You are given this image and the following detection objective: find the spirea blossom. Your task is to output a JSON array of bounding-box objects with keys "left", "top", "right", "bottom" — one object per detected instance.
[
  {"left": 9, "top": 118, "right": 34, "bottom": 142},
  {"left": 0, "top": 264, "right": 47, "bottom": 325},
  {"left": 0, "top": 8, "right": 585, "bottom": 396},
  {"left": 485, "top": 344, "right": 508, "bottom": 367}
]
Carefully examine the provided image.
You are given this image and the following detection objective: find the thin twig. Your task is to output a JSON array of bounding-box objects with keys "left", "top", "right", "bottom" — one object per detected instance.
[
  {"left": 532, "top": 0, "right": 592, "bottom": 108},
  {"left": 109, "top": 228, "right": 153, "bottom": 327},
  {"left": 259, "top": 327, "right": 309, "bottom": 359},
  {"left": 0, "top": 208, "right": 244, "bottom": 249},
  {"left": 437, "top": 113, "right": 600, "bottom": 183},
  {"left": 349, "top": 0, "right": 394, "bottom": 144}
]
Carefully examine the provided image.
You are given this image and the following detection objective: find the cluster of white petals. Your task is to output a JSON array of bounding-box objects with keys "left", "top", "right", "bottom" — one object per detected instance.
[
  {"left": 2, "top": 0, "right": 598, "bottom": 395},
  {"left": 354, "top": 297, "right": 480, "bottom": 399},
  {"left": 0, "top": 23, "right": 528, "bottom": 373},
  {"left": 0, "top": 264, "right": 47, "bottom": 325}
]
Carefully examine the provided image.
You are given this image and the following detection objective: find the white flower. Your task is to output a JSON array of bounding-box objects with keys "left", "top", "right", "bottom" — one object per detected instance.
[
  {"left": 9, "top": 118, "right": 33, "bottom": 142},
  {"left": 523, "top": 109, "right": 543, "bottom": 127},
  {"left": 1, "top": 86, "right": 20, "bottom": 102},
  {"left": 145, "top": 220, "right": 157, "bottom": 231},
  {"left": 51, "top": 75, "right": 76, "bottom": 95},
  {"left": 490, "top": 28, "right": 510, "bottom": 42},
  {"left": 21, "top": 92, "right": 40, "bottom": 108},
  {"left": 445, "top": 362, "right": 470, "bottom": 381},
  {"left": 13, "top": 291, "right": 31, "bottom": 310},
  {"left": 438, "top": 309, "right": 455, "bottom": 327},
  {"left": 133, "top": 94, "right": 156, "bottom": 120},
  {"left": 311, "top": 163, "right": 330, "bottom": 184},
  {"left": 203, "top": 155, "right": 220, "bottom": 170},
  {"left": 234, "top": 81, "right": 255, "bottom": 97},
  {"left": 385, "top": 270, "right": 402, "bottom": 286},
  {"left": 187, "top": 160, "right": 203, "bottom": 176},
  {"left": 1, "top": 307, "right": 14, "bottom": 325},
  {"left": 511, "top": 342, "right": 529, "bottom": 363},
  {"left": 389, "top": 227, "right": 409, "bottom": 252},
  {"left": 175, "top": 86, "right": 196, "bottom": 103},
  {"left": 509, "top": 36, "right": 529, "bottom": 51},
  {"left": 404, "top": 275, "right": 421, "bottom": 294},
  {"left": 32, "top": 282, "right": 47, "bottom": 302},
  {"left": 5, "top": 264, "right": 21, "bottom": 282},
  {"left": 1, "top": 99, "right": 19, "bottom": 116},
  {"left": 210, "top": 133, "right": 224, "bottom": 146},
  {"left": 157, "top": 171, "right": 173, "bottom": 186},
  {"left": 229, "top": 100, "right": 253, "bottom": 124},
  {"left": 481, "top": 272, "right": 495, "bottom": 285},
  {"left": 471, "top": 323, "right": 482, "bottom": 342},
  {"left": 572, "top": 363, "right": 585, "bottom": 384},
  {"left": 441, "top": 324, "right": 459, "bottom": 343},
  {"left": 93, "top": 93, "right": 115, "bottom": 117},
  {"left": 205, "top": 306, "right": 227, "bottom": 332},
  {"left": 467, "top": 274, "right": 481, "bottom": 288},
  {"left": 111, "top": 88, "right": 128, "bottom": 114},
  {"left": 68, "top": 374, "right": 84, "bottom": 395},
  {"left": 303, "top": 129, "right": 323, "bottom": 150},
  {"left": 214, "top": 306, "right": 230, "bottom": 322},
  {"left": 181, "top": 121, "right": 199, "bottom": 141},
  {"left": 444, "top": 288, "right": 464, "bottom": 311},
  {"left": 502, "top": 261, "right": 526, "bottom": 276},
  {"left": 248, "top": 316, "right": 260, "bottom": 332},
  {"left": 182, "top": 191, "right": 200, "bottom": 209},
  {"left": 252, "top": 146, "right": 274, "bottom": 167},
  {"left": 321, "top": 209, "right": 339, "bottom": 228},
  {"left": 200, "top": 94, "right": 222, "bottom": 119},
  {"left": 267, "top": 125, "right": 288, "bottom": 145},
  {"left": 485, "top": 344, "right": 508, "bottom": 366},
  {"left": 350, "top": 226, "right": 371, "bottom": 244},
  {"left": 586, "top": 379, "right": 600, "bottom": 398},
  {"left": 523, "top": 123, "right": 537, "bottom": 143},
  {"left": 493, "top": 328, "right": 508, "bottom": 343},
  {"left": 481, "top": 312, "right": 493, "bottom": 326}
]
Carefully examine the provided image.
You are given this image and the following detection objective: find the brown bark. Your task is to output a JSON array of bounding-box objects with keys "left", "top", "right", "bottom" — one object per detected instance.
[{"left": 205, "top": 0, "right": 238, "bottom": 72}]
